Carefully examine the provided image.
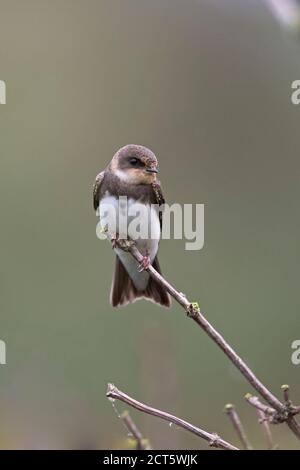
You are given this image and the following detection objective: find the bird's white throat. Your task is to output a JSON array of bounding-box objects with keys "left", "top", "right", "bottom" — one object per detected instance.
[{"left": 114, "top": 169, "right": 138, "bottom": 184}]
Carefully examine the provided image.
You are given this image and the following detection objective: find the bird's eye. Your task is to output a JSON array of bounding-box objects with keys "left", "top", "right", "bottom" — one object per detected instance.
[{"left": 129, "top": 157, "right": 139, "bottom": 166}]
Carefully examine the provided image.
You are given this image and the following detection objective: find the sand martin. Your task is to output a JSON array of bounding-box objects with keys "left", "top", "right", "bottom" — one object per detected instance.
[{"left": 93, "top": 144, "right": 171, "bottom": 308}]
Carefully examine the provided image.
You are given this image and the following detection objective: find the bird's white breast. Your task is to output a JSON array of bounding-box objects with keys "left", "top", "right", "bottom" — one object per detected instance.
[{"left": 99, "top": 192, "right": 161, "bottom": 290}]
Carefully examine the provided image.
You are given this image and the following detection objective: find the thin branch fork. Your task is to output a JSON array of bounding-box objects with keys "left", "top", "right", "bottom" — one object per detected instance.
[
  {"left": 281, "top": 385, "right": 300, "bottom": 416},
  {"left": 120, "top": 410, "right": 151, "bottom": 450},
  {"left": 110, "top": 237, "right": 300, "bottom": 439},
  {"left": 107, "top": 383, "right": 239, "bottom": 451}
]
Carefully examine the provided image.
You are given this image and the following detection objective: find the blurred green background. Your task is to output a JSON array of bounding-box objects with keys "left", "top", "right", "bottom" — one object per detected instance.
[{"left": 1, "top": 0, "right": 300, "bottom": 450}]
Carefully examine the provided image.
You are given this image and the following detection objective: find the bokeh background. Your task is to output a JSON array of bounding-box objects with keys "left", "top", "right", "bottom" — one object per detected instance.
[{"left": 1, "top": 0, "right": 300, "bottom": 450}]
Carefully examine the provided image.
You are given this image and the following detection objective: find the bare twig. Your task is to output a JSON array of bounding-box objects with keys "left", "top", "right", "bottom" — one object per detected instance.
[
  {"left": 282, "top": 385, "right": 292, "bottom": 407},
  {"left": 291, "top": 406, "right": 300, "bottom": 415},
  {"left": 110, "top": 238, "right": 300, "bottom": 439},
  {"left": 264, "top": 0, "right": 300, "bottom": 31},
  {"left": 281, "top": 385, "right": 300, "bottom": 416},
  {"left": 245, "top": 394, "right": 276, "bottom": 417},
  {"left": 107, "top": 384, "right": 239, "bottom": 451},
  {"left": 256, "top": 409, "right": 275, "bottom": 450},
  {"left": 120, "top": 410, "right": 152, "bottom": 450},
  {"left": 224, "top": 404, "right": 252, "bottom": 450}
]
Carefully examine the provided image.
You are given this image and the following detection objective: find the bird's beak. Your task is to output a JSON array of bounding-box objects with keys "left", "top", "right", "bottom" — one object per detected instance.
[{"left": 146, "top": 166, "right": 159, "bottom": 174}]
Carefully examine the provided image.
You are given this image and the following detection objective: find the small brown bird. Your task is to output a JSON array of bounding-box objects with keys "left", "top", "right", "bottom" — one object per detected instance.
[{"left": 93, "top": 144, "right": 171, "bottom": 308}]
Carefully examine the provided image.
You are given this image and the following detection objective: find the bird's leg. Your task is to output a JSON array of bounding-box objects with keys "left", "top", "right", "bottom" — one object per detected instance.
[
  {"left": 138, "top": 251, "right": 151, "bottom": 272},
  {"left": 111, "top": 233, "right": 119, "bottom": 249},
  {"left": 109, "top": 234, "right": 135, "bottom": 252}
]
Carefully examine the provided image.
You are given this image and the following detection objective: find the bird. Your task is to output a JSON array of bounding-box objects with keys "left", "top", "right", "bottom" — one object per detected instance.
[{"left": 93, "top": 144, "right": 171, "bottom": 308}]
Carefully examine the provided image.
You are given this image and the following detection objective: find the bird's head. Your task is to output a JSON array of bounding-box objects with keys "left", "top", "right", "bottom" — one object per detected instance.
[{"left": 110, "top": 144, "right": 159, "bottom": 184}]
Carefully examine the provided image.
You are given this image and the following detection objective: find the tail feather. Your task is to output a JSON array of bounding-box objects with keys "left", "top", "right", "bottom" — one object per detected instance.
[
  {"left": 110, "top": 256, "right": 171, "bottom": 308},
  {"left": 145, "top": 257, "right": 171, "bottom": 307}
]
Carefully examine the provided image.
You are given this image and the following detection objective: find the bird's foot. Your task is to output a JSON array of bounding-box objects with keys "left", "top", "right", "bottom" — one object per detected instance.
[
  {"left": 110, "top": 235, "right": 135, "bottom": 252},
  {"left": 111, "top": 234, "right": 119, "bottom": 249},
  {"left": 138, "top": 255, "right": 151, "bottom": 272}
]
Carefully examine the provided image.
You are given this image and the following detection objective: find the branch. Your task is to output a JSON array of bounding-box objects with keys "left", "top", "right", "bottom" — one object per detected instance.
[
  {"left": 245, "top": 394, "right": 276, "bottom": 417},
  {"left": 281, "top": 384, "right": 300, "bottom": 416},
  {"left": 256, "top": 409, "right": 276, "bottom": 450},
  {"left": 120, "top": 410, "right": 152, "bottom": 450},
  {"left": 111, "top": 238, "right": 300, "bottom": 439},
  {"left": 224, "top": 404, "right": 252, "bottom": 450},
  {"left": 107, "top": 384, "right": 239, "bottom": 451},
  {"left": 282, "top": 384, "right": 292, "bottom": 407}
]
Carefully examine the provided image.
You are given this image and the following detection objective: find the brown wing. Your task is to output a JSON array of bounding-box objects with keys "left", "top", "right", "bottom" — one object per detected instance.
[
  {"left": 93, "top": 171, "right": 105, "bottom": 211},
  {"left": 151, "top": 181, "right": 165, "bottom": 232}
]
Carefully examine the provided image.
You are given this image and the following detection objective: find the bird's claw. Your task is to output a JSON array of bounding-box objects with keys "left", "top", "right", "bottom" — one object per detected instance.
[
  {"left": 111, "top": 234, "right": 119, "bottom": 249},
  {"left": 110, "top": 236, "right": 135, "bottom": 252},
  {"left": 138, "top": 255, "right": 151, "bottom": 272}
]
